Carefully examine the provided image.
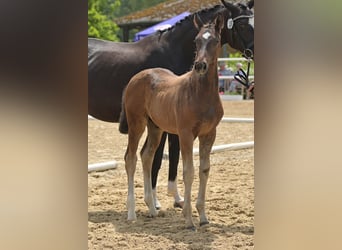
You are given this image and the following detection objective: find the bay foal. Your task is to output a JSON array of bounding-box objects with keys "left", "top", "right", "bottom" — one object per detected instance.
[{"left": 119, "top": 14, "right": 224, "bottom": 229}]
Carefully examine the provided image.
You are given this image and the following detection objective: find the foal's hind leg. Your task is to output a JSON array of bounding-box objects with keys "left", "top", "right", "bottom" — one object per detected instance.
[
  {"left": 196, "top": 130, "right": 216, "bottom": 226},
  {"left": 140, "top": 120, "right": 163, "bottom": 218},
  {"left": 125, "top": 121, "right": 146, "bottom": 221}
]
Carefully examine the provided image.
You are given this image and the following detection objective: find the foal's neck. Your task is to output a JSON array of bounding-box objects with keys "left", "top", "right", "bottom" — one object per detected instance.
[{"left": 192, "top": 58, "right": 219, "bottom": 95}]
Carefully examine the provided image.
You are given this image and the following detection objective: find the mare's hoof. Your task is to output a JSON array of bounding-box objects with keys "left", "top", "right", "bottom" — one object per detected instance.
[
  {"left": 199, "top": 220, "right": 209, "bottom": 227},
  {"left": 186, "top": 226, "right": 197, "bottom": 231},
  {"left": 173, "top": 201, "right": 184, "bottom": 209}
]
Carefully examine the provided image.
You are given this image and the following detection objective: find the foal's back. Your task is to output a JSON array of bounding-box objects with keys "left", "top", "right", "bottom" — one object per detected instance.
[
  {"left": 123, "top": 66, "right": 221, "bottom": 136},
  {"left": 124, "top": 67, "right": 189, "bottom": 135}
]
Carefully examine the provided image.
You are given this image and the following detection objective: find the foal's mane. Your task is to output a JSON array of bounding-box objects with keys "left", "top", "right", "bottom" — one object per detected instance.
[{"left": 157, "top": 5, "right": 224, "bottom": 38}]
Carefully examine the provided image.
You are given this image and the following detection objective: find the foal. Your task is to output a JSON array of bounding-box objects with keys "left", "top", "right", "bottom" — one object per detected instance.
[{"left": 119, "top": 14, "right": 224, "bottom": 229}]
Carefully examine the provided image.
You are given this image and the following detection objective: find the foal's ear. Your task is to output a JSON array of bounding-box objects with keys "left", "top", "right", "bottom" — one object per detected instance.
[
  {"left": 215, "top": 13, "right": 224, "bottom": 32},
  {"left": 193, "top": 14, "right": 203, "bottom": 30}
]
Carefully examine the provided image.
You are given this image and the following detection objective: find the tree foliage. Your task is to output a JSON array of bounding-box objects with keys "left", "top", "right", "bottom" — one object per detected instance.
[
  {"left": 88, "top": 0, "right": 120, "bottom": 41},
  {"left": 114, "top": 0, "right": 168, "bottom": 17},
  {"left": 88, "top": 0, "right": 168, "bottom": 41}
]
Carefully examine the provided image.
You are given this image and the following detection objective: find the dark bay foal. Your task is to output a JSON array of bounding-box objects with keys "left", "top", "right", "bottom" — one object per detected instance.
[{"left": 119, "top": 14, "right": 224, "bottom": 229}]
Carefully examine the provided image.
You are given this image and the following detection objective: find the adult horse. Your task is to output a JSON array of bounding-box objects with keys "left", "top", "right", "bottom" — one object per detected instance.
[
  {"left": 88, "top": 0, "right": 254, "bottom": 208},
  {"left": 119, "top": 14, "right": 225, "bottom": 229}
]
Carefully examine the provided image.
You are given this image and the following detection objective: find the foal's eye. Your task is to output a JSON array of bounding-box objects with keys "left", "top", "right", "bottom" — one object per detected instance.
[{"left": 210, "top": 39, "right": 219, "bottom": 45}]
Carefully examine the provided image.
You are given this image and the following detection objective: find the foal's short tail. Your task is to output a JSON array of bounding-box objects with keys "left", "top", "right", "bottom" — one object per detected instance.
[{"left": 119, "top": 95, "right": 129, "bottom": 134}]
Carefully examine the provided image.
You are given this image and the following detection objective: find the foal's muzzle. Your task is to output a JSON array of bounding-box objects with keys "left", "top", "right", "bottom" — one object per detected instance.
[{"left": 194, "top": 61, "right": 208, "bottom": 75}]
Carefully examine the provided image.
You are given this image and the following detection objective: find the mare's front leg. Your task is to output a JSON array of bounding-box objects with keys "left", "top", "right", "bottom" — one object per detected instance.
[
  {"left": 140, "top": 120, "right": 163, "bottom": 218},
  {"left": 178, "top": 131, "right": 195, "bottom": 229},
  {"left": 151, "top": 132, "right": 167, "bottom": 209},
  {"left": 197, "top": 129, "right": 216, "bottom": 226},
  {"left": 167, "top": 133, "right": 184, "bottom": 208}
]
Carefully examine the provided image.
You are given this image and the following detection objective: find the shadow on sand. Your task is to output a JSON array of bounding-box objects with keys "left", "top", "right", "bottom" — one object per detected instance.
[{"left": 88, "top": 208, "right": 253, "bottom": 248}]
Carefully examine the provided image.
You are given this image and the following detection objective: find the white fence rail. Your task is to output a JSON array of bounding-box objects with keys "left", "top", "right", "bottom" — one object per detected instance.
[
  {"left": 88, "top": 115, "right": 254, "bottom": 172},
  {"left": 218, "top": 57, "right": 254, "bottom": 80}
]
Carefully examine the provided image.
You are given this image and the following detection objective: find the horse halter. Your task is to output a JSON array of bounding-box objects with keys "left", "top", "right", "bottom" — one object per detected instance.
[
  {"left": 227, "top": 14, "right": 254, "bottom": 59},
  {"left": 228, "top": 13, "right": 254, "bottom": 96}
]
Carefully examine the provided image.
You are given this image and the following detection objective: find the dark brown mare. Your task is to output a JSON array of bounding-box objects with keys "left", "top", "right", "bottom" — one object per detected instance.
[
  {"left": 119, "top": 14, "right": 225, "bottom": 229},
  {"left": 88, "top": 0, "right": 254, "bottom": 208}
]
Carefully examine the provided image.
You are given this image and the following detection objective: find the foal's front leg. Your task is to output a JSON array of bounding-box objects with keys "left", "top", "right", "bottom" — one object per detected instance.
[
  {"left": 197, "top": 130, "right": 216, "bottom": 226},
  {"left": 179, "top": 132, "right": 195, "bottom": 229}
]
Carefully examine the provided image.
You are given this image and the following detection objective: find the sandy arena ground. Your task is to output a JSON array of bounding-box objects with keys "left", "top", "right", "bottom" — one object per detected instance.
[{"left": 88, "top": 100, "right": 254, "bottom": 250}]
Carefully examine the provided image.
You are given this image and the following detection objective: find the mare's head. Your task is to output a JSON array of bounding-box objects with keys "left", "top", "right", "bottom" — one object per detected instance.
[
  {"left": 220, "top": 0, "right": 254, "bottom": 57},
  {"left": 193, "top": 14, "right": 224, "bottom": 75}
]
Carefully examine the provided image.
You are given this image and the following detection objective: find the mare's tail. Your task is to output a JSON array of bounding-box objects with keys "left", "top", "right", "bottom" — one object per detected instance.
[{"left": 119, "top": 93, "right": 129, "bottom": 134}]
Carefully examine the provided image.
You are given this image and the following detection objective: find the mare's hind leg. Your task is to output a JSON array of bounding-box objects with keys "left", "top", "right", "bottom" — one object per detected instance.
[
  {"left": 196, "top": 129, "right": 216, "bottom": 226},
  {"left": 151, "top": 132, "right": 167, "bottom": 209},
  {"left": 125, "top": 120, "right": 146, "bottom": 221},
  {"left": 167, "top": 133, "right": 184, "bottom": 208},
  {"left": 140, "top": 119, "right": 163, "bottom": 218}
]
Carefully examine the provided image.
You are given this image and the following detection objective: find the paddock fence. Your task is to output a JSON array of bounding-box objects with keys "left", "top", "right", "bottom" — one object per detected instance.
[
  {"left": 88, "top": 57, "right": 253, "bottom": 172},
  {"left": 88, "top": 115, "right": 254, "bottom": 172}
]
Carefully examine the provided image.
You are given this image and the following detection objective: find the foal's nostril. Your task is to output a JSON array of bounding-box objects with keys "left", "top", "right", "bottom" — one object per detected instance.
[
  {"left": 194, "top": 62, "right": 202, "bottom": 71},
  {"left": 194, "top": 62, "right": 208, "bottom": 73},
  {"left": 202, "top": 63, "right": 207, "bottom": 71}
]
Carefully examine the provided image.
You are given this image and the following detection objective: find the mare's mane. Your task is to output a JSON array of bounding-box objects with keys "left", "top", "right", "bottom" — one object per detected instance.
[{"left": 155, "top": 5, "right": 223, "bottom": 39}]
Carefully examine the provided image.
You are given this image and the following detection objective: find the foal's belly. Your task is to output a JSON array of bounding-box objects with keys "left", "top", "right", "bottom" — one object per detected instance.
[{"left": 148, "top": 109, "right": 178, "bottom": 135}]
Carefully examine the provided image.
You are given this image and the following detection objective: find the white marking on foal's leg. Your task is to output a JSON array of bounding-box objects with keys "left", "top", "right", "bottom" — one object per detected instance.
[
  {"left": 143, "top": 174, "right": 158, "bottom": 218},
  {"left": 127, "top": 194, "right": 136, "bottom": 221},
  {"left": 126, "top": 154, "right": 137, "bottom": 221},
  {"left": 168, "top": 180, "right": 184, "bottom": 208},
  {"left": 152, "top": 188, "right": 162, "bottom": 209},
  {"left": 127, "top": 180, "right": 137, "bottom": 221}
]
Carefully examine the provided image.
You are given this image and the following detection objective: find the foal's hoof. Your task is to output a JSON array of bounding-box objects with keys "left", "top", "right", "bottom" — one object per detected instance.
[
  {"left": 147, "top": 214, "right": 157, "bottom": 218},
  {"left": 127, "top": 215, "right": 137, "bottom": 221},
  {"left": 155, "top": 200, "right": 162, "bottom": 210},
  {"left": 147, "top": 210, "right": 159, "bottom": 218},
  {"left": 173, "top": 201, "right": 184, "bottom": 209},
  {"left": 199, "top": 220, "right": 210, "bottom": 227}
]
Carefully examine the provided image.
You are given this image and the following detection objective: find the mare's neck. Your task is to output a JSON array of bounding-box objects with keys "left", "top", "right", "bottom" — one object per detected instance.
[
  {"left": 159, "top": 6, "right": 224, "bottom": 72},
  {"left": 159, "top": 18, "right": 198, "bottom": 70},
  {"left": 163, "top": 6, "right": 223, "bottom": 42}
]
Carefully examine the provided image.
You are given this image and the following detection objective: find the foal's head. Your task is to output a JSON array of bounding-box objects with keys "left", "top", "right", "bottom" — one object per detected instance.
[{"left": 193, "top": 14, "right": 224, "bottom": 75}]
